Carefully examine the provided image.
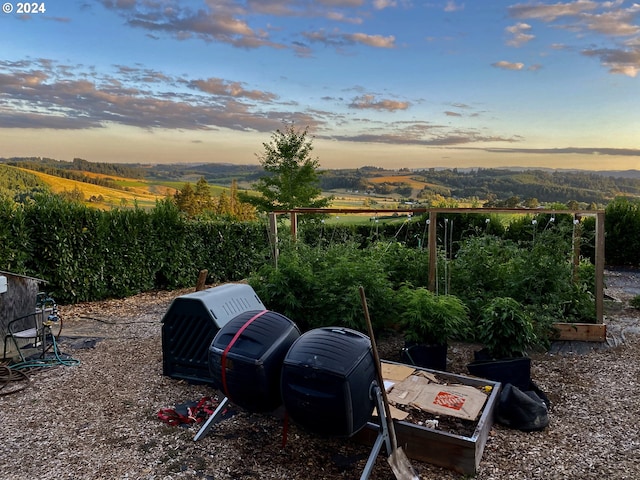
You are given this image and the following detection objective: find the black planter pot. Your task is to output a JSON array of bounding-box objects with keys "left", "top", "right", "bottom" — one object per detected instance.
[
  {"left": 401, "top": 341, "right": 448, "bottom": 371},
  {"left": 467, "top": 355, "right": 531, "bottom": 390}
]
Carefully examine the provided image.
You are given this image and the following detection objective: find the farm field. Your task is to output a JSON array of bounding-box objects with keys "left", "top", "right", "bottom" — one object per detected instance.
[
  {"left": 20, "top": 168, "right": 169, "bottom": 209},
  {"left": 15, "top": 168, "right": 234, "bottom": 210}
]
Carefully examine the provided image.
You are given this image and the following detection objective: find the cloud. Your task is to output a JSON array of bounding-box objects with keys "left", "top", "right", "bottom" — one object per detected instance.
[
  {"left": 492, "top": 60, "right": 525, "bottom": 70},
  {"left": 444, "top": 1, "right": 464, "bottom": 13},
  {"left": 349, "top": 95, "right": 410, "bottom": 111},
  {"left": 348, "top": 33, "right": 396, "bottom": 48},
  {"left": 444, "top": 111, "right": 462, "bottom": 117},
  {"left": 506, "top": 23, "right": 535, "bottom": 47},
  {"left": 99, "top": 0, "right": 393, "bottom": 54},
  {"left": 188, "top": 78, "right": 278, "bottom": 101},
  {"left": 329, "top": 131, "right": 519, "bottom": 146},
  {"left": 99, "top": 0, "right": 286, "bottom": 49},
  {"left": 508, "top": 0, "right": 599, "bottom": 22},
  {"left": 485, "top": 147, "right": 640, "bottom": 157},
  {"left": 581, "top": 46, "right": 640, "bottom": 77},
  {"left": 0, "top": 56, "right": 520, "bottom": 151},
  {"left": 507, "top": 1, "right": 640, "bottom": 76},
  {"left": 303, "top": 29, "right": 396, "bottom": 49},
  {"left": 320, "top": 120, "right": 519, "bottom": 146},
  {"left": 580, "top": 5, "right": 640, "bottom": 36},
  {"left": 373, "top": 0, "right": 397, "bottom": 9},
  {"left": 0, "top": 59, "right": 294, "bottom": 132}
]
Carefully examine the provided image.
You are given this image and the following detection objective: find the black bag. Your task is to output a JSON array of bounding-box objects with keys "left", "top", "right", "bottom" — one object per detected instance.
[{"left": 495, "top": 382, "right": 550, "bottom": 431}]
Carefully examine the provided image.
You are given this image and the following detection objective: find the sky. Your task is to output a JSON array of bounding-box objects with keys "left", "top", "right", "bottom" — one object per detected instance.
[{"left": 1, "top": 0, "right": 639, "bottom": 172}]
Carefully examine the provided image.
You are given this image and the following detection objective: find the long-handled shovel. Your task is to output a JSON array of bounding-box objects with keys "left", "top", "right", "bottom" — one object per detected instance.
[{"left": 359, "top": 286, "right": 420, "bottom": 480}]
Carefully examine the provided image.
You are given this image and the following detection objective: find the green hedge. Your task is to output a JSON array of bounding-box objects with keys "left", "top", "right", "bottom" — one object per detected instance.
[
  {"left": 0, "top": 196, "right": 270, "bottom": 303},
  {"left": 605, "top": 197, "right": 640, "bottom": 266}
]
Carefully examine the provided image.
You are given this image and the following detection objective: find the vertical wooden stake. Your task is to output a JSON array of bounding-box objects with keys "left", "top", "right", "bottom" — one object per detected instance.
[
  {"left": 195, "top": 269, "right": 208, "bottom": 292},
  {"left": 428, "top": 211, "right": 437, "bottom": 292},
  {"left": 290, "top": 211, "right": 298, "bottom": 241},
  {"left": 595, "top": 211, "right": 605, "bottom": 324},
  {"left": 572, "top": 214, "right": 582, "bottom": 283},
  {"left": 269, "top": 212, "right": 279, "bottom": 268}
]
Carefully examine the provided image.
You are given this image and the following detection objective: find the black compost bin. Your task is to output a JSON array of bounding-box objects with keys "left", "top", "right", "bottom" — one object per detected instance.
[
  {"left": 209, "top": 310, "right": 301, "bottom": 413},
  {"left": 281, "top": 327, "right": 376, "bottom": 437},
  {"left": 161, "top": 284, "right": 265, "bottom": 384}
]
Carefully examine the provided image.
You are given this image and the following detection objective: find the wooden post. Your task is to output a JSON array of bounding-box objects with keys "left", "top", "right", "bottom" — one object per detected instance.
[
  {"left": 195, "top": 269, "right": 208, "bottom": 292},
  {"left": 268, "top": 212, "right": 279, "bottom": 268},
  {"left": 290, "top": 211, "right": 298, "bottom": 241},
  {"left": 595, "top": 211, "right": 605, "bottom": 324},
  {"left": 428, "top": 211, "right": 437, "bottom": 292},
  {"left": 572, "top": 214, "right": 582, "bottom": 283}
]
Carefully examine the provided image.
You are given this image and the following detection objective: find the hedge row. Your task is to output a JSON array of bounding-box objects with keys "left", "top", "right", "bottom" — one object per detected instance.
[{"left": 0, "top": 196, "right": 270, "bottom": 303}]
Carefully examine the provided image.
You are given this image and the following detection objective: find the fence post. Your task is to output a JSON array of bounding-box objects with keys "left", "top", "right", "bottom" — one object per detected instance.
[
  {"left": 269, "top": 212, "right": 279, "bottom": 268},
  {"left": 595, "top": 211, "right": 605, "bottom": 323}
]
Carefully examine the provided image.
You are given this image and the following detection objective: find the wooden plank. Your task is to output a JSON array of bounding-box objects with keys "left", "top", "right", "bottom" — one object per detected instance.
[{"left": 552, "top": 323, "right": 607, "bottom": 342}]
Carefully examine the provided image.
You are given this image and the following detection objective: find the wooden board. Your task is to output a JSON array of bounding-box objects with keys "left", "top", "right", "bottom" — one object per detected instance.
[
  {"left": 354, "top": 362, "right": 501, "bottom": 475},
  {"left": 552, "top": 323, "right": 607, "bottom": 342}
]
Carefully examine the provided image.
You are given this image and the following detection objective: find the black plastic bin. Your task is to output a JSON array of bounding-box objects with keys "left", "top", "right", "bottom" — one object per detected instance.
[
  {"left": 281, "top": 327, "right": 376, "bottom": 437},
  {"left": 209, "top": 309, "right": 300, "bottom": 413},
  {"left": 161, "top": 283, "right": 265, "bottom": 384}
]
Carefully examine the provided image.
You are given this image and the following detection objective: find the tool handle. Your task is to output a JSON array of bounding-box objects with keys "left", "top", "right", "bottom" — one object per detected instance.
[{"left": 359, "top": 286, "right": 398, "bottom": 451}]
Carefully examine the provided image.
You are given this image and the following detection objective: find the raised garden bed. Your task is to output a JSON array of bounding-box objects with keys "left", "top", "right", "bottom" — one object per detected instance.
[{"left": 355, "top": 360, "right": 501, "bottom": 475}]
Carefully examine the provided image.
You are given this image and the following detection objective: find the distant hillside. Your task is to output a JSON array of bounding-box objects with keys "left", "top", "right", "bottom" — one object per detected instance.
[
  {"left": 319, "top": 167, "right": 640, "bottom": 205},
  {"left": 21, "top": 168, "right": 168, "bottom": 209},
  {"left": 3, "top": 157, "right": 639, "bottom": 207},
  {"left": 0, "top": 164, "right": 50, "bottom": 199}
]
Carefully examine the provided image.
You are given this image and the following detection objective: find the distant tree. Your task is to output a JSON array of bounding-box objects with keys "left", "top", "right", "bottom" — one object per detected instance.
[
  {"left": 504, "top": 196, "right": 521, "bottom": 208},
  {"left": 174, "top": 183, "right": 197, "bottom": 216},
  {"left": 523, "top": 197, "right": 540, "bottom": 209},
  {"left": 194, "top": 177, "right": 214, "bottom": 212},
  {"left": 216, "top": 190, "right": 231, "bottom": 216},
  {"left": 60, "top": 186, "right": 85, "bottom": 203},
  {"left": 229, "top": 179, "right": 239, "bottom": 217},
  {"left": 241, "top": 123, "right": 331, "bottom": 213}
]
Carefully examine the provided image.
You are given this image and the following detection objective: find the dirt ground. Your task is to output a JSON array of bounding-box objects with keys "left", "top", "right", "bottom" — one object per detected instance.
[{"left": 1, "top": 268, "right": 639, "bottom": 480}]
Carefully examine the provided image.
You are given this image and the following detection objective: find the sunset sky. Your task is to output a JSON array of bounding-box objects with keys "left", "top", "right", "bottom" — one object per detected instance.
[{"left": 1, "top": 0, "right": 639, "bottom": 171}]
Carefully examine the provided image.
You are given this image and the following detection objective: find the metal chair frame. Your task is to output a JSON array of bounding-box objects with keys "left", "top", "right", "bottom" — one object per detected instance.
[{"left": 3, "top": 294, "right": 59, "bottom": 362}]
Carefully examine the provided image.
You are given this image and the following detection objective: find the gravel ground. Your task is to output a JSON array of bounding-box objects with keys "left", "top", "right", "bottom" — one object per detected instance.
[{"left": 1, "top": 270, "right": 639, "bottom": 480}]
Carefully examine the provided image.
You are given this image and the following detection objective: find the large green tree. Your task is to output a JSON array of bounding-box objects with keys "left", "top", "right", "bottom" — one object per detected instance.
[{"left": 243, "top": 123, "right": 331, "bottom": 213}]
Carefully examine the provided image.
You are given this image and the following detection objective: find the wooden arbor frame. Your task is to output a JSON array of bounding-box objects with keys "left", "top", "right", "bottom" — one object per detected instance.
[{"left": 269, "top": 207, "right": 606, "bottom": 341}]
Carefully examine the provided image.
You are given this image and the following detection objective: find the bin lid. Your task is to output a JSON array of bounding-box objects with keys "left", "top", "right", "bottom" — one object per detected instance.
[{"left": 283, "top": 327, "right": 372, "bottom": 376}]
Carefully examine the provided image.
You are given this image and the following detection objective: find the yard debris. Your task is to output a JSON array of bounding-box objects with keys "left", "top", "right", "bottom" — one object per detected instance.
[{"left": 385, "top": 368, "right": 488, "bottom": 422}]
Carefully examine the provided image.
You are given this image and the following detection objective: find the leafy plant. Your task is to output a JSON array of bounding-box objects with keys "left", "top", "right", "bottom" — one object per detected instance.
[
  {"left": 630, "top": 295, "right": 640, "bottom": 310},
  {"left": 249, "top": 240, "right": 395, "bottom": 332},
  {"left": 399, "top": 286, "right": 470, "bottom": 345},
  {"left": 605, "top": 197, "right": 640, "bottom": 266},
  {"left": 476, "top": 297, "right": 537, "bottom": 359}
]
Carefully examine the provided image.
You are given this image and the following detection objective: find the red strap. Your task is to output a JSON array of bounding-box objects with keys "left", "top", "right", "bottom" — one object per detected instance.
[
  {"left": 157, "top": 408, "right": 188, "bottom": 426},
  {"left": 157, "top": 396, "right": 219, "bottom": 426},
  {"left": 220, "top": 310, "right": 269, "bottom": 400}
]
